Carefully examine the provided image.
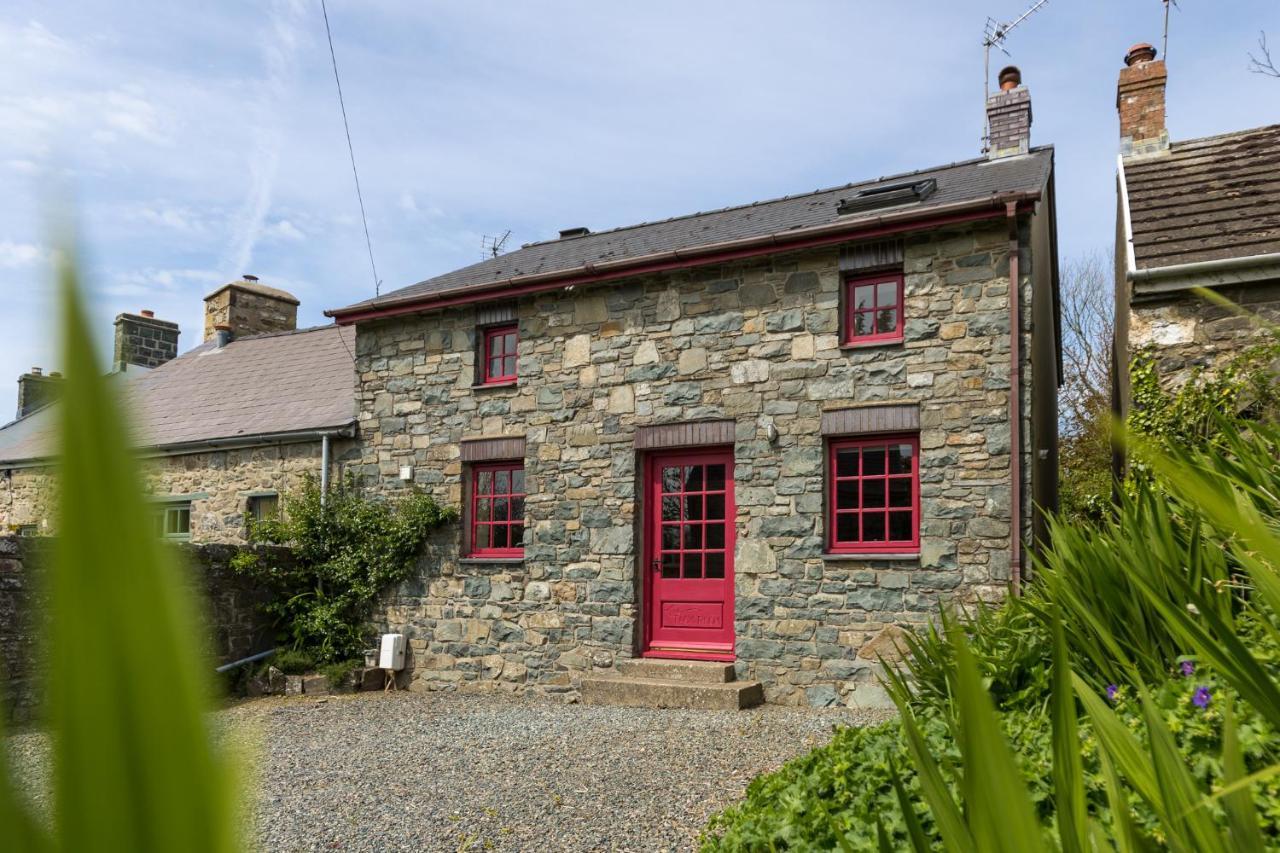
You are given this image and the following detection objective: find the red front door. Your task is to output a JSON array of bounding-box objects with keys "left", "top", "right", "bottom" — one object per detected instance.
[{"left": 644, "top": 449, "right": 735, "bottom": 659}]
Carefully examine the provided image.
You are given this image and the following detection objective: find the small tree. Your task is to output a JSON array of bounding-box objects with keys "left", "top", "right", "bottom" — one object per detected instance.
[{"left": 231, "top": 474, "right": 457, "bottom": 663}]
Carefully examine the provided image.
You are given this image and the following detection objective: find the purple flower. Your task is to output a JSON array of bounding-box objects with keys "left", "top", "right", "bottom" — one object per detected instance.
[
  {"left": 1180, "top": 660, "right": 1195, "bottom": 677},
  {"left": 1106, "top": 684, "right": 1118, "bottom": 701},
  {"left": 1193, "top": 687, "right": 1211, "bottom": 709}
]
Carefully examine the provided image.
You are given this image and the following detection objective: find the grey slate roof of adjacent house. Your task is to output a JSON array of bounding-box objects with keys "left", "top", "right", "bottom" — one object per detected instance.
[
  {"left": 0, "top": 325, "right": 356, "bottom": 465},
  {"left": 332, "top": 147, "right": 1055, "bottom": 315},
  {"left": 1123, "top": 124, "right": 1280, "bottom": 270}
]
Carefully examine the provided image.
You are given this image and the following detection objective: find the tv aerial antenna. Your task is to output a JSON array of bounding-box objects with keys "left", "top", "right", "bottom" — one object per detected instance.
[
  {"left": 481, "top": 230, "right": 512, "bottom": 260},
  {"left": 982, "top": 0, "right": 1051, "bottom": 149},
  {"left": 1162, "top": 0, "right": 1179, "bottom": 63}
]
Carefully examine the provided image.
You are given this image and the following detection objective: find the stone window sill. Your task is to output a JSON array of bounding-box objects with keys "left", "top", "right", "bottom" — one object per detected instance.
[
  {"left": 822, "top": 552, "right": 919, "bottom": 562},
  {"left": 458, "top": 556, "right": 525, "bottom": 566},
  {"left": 471, "top": 380, "right": 518, "bottom": 390},
  {"left": 839, "top": 339, "right": 904, "bottom": 352}
]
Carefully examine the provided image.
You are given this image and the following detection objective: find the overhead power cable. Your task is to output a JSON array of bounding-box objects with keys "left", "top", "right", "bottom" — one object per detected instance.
[{"left": 320, "top": 0, "right": 381, "bottom": 296}]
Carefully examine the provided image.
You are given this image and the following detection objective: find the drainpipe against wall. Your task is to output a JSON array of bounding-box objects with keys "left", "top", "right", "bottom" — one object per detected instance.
[
  {"left": 1006, "top": 202, "right": 1023, "bottom": 594},
  {"left": 320, "top": 433, "right": 330, "bottom": 508}
]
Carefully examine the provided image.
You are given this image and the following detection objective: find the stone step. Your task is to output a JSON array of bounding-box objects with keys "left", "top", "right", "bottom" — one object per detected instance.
[
  {"left": 615, "top": 658, "right": 737, "bottom": 684},
  {"left": 580, "top": 675, "right": 764, "bottom": 711}
]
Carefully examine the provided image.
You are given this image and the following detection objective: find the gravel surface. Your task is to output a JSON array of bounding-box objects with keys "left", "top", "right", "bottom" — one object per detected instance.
[{"left": 7, "top": 691, "right": 894, "bottom": 852}]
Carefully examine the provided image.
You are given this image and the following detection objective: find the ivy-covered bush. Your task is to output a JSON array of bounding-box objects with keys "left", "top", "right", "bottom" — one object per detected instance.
[{"left": 231, "top": 474, "right": 457, "bottom": 664}]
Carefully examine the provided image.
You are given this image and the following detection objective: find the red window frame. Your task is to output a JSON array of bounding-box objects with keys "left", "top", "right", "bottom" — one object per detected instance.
[
  {"left": 481, "top": 323, "right": 518, "bottom": 384},
  {"left": 843, "top": 272, "right": 904, "bottom": 345},
  {"left": 468, "top": 461, "right": 525, "bottom": 558},
  {"left": 827, "top": 434, "right": 919, "bottom": 554}
]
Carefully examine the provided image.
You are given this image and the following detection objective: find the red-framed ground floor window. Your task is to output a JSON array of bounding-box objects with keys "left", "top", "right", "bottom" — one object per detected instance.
[
  {"left": 469, "top": 461, "right": 525, "bottom": 557},
  {"left": 827, "top": 434, "right": 919, "bottom": 553}
]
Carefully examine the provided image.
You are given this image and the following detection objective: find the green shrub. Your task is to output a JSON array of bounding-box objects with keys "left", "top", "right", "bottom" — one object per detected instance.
[
  {"left": 231, "top": 474, "right": 457, "bottom": 664},
  {"left": 269, "top": 649, "right": 314, "bottom": 675},
  {"left": 319, "top": 659, "right": 360, "bottom": 688}
]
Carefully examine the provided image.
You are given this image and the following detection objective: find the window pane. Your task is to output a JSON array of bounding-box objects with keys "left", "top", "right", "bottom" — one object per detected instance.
[
  {"left": 662, "top": 524, "right": 680, "bottom": 550},
  {"left": 684, "top": 495, "right": 703, "bottom": 521},
  {"left": 474, "top": 525, "right": 491, "bottom": 549},
  {"left": 852, "top": 311, "right": 871, "bottom": 337},
  {"left": 488, "top": 335, "right": 502, "bottom": 358},
  {"left": 165, "top": 510, "right": 179, "bottom": 535},
  {"left": 684, "top": 466, "right": 703, "bottom": 492},
  {"left": 477, "top": 470, "right": 493, "bottom": 494},
  {"left": 836, "top": 479, "right": 859, "bottom": 510},
  {"left": 836, "top": 448, "right": 858, "bottom": 477},
  {"left": 491, "top": 525, "right": 508, "bottom": 549},
  {"left": 705, "top": 494, "right": 725, "bottom": 520},
  {"left": 876, "top": 308, "right": 898, "bottom": 334},
  {"left": 862, "top": 446, "right": 886, "bottom": 476},
  {"left": 889, "top": 478, "right": 912, "bottom": 508},
  {"left": 493, "top": 497, "right": 509, "bottom": 522},
  {"left": 706, "top": 524, "right": 724, "bottom": 549},
  {"left": 682, "top": 553, "right": 702, "bottom": 578},
  {"left": 510, "top": 523, "right": 524, "bottom": 547},
  {"left": 854, "top": 284, "right": 874, "bottom": 309},
  {"left": 511, "top": 468, "right": 525, "bottom": 493},
  {"left": 888, "top": 443, "right": 913, "bottom": 474},
  {"left": 178, "top": 509, "right": 190, "bottom": 533},
  {"left": 662, "top": 496, "right": 681, "bottom": 521},
  {"left": 488, "top": 357, "right": 504, "bottom": 378},
  {"left": 511, "top": 497, "right": 525, "bottom": 520},
  {"left": 495, "top": 469, "right": 510, "bottom": 493},
  {"left": 705, "top": 553, "right": 725, "bottom": 578},
  {"left": 836, "top": 513, "right": 858, "bottom": 542},
  {"left": 663, "top": 466, "right": 682, "bottom": 493},
  {"left": 862, "top": 512, "right": 887, "bottom": 542},
  {"left": 503, "top": 331, "right": 518, "bottom": 355},
  {"left": 503, "top": 355, "right": 517, "bottom": 377},
  {"left": 863, "top": 479, "right": 886, "bottom": 508},
  {"left": 683, "top": 524, "right": 703, "bottom": 550},
  {"left": 889, "top": 511, "right": 913, "bottom": 542},
  {"left": 876, "top": 281, "right": 897, "bottom": 305},
  {"left": 706, "top": 465, "right": 726, "bottom": 491},
  {"left": 662, "top": 553, "right": 680, "bottom": 578},
  {"left": 476, "top": 498, "right": 491, "bottom": 522}
]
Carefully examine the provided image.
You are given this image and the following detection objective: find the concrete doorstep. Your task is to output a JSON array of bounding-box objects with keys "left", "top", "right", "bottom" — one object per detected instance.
[{"left": 581, "top": 658, "right": 764, "bottom": 710}]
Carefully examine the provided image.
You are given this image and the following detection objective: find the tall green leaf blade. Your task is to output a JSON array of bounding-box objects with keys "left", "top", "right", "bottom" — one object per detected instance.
[
  {"left": 48, "top": 248, "right": 238, "bottom": 852},
  {"left": 893, "top": 702, "right": 976, "bottom": 853},
  {"left": 1050, "top": 608, "right": 1087, "bottom": 853},
  {"left": 1218, "top": 703, "right": 1266, "bottom": 852},
  {"left": 1137, "top": 689, "right": 1225, "bottom": 853},
  {"left": 1073, "top": 674, "right": 1160, "bottom": 808}
]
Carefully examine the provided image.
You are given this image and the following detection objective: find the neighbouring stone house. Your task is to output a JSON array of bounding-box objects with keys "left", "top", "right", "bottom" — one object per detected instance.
[
  {"left": 0, "top": 279, "right": 358, "bottom": 543},
  {"left": 1113, "top": 42, "right": 1280, "bottom": 425},
  {"left": 325, "top": 68, "right": 1062, "bottom": 707}
]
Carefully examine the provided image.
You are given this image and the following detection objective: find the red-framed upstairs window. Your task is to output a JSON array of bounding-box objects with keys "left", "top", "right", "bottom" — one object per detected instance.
[
  {"left": 482, "top": 323, "right": 519, "bottom": 384},
  {"left": 844, "top": 272, "right": 904, "bottom": 345},
  {"left": 828, "top": 435, "right": 919, "bottom": 554},
  {"left": 469, "top": 461, "right": 525, "bottom": 557}
]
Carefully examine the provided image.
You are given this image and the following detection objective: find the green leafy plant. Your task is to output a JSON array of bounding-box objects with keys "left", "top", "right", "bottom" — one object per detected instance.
[
  {"left": 0, "top": 246, "right": 239, "bottom": 851},
  {"left": 231, "top": 474, "right": 455, "bottom": 663},
  {"left": 268, "top": 649, "right": 315, "bottom": 675},
  {"left": 319, "top": 659, "right": 360, "bottom": 689}
]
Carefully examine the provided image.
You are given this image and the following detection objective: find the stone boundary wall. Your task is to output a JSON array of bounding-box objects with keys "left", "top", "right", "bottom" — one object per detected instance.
[{"left": 0, "top": 536, "right": 282, "bottom": 724}]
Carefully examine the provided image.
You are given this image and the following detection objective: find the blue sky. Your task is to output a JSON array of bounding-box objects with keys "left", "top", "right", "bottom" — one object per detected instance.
[{"left": 1, "top": 0, "right": 1276, "bottom": 418}]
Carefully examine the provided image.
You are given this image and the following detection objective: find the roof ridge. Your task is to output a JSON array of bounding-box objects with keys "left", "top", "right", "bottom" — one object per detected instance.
[{"left": 1172, "top": 123, "right": 1280, "bottom": 151}]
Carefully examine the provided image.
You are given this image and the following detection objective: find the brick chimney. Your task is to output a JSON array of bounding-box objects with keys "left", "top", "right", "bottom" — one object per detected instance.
[
  {"left": 986, "top": 66, "right": 1032, "bottom": 159},
  {"left": 113, "top": 308, "right": 180, "bottom": 372},
  {"left": 16, "top": 367, "right": 62, "bottom": 419},
  {"left": 1117, "top": 43, "right": 1169, "bottom": 157},
  {"left": 202, "top": 275, "right": 299, "bottom": 343}
]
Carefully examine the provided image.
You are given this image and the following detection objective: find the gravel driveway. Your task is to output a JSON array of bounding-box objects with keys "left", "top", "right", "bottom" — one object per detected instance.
[{"left": 8, "top": 691, "right": 892, "bottom": 852}]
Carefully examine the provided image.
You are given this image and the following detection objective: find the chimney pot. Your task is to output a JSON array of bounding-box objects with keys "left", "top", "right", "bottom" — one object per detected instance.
[
  {"left": 998, "top": 65, "right": 1022, "bottom": 91},
  {"left": 213, "top": 323, "right": 233, "bottom": 349},
  {"left": 140, "top": 309, "right": 154, "bottom": 318},
  {"left": 1125, "top": 43, "right": 1157, "bottom": 66},
  {"left": 30, "top": 367, "right": 41, "bottom": 376}
]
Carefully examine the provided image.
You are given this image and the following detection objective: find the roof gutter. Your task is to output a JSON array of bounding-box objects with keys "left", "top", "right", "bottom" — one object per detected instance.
[
  {"left": 1126, "top": 251, "right": 1280, "bottom": 284},
  {"left": 327, "top": 192, "right": 1042, "bottom": 324},
  {"left": 0, "top": 424, "right": 356, "bottom": 470},
  {"left": 1116, "top": 154, "right": 1138, "bottom": 278}
]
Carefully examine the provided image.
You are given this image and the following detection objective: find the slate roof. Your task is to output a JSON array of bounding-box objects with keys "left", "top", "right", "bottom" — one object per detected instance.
[
  {"left": 331, "top": 147, "right": 1055, "bottom": 316},
  {"left": 1123, "top": 124, "right": 1280, "bottom": 270},
  {"left": 0, "top": 325, "right": 356, "bottom": 465}
]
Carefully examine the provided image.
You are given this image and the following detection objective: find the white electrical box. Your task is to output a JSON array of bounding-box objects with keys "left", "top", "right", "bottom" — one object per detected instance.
[
  {"left": 379, "top": 633, "right": 406, "bottom": 670},
  {"left": 398, "top": 465, "right": 414, "bottom": 481}
]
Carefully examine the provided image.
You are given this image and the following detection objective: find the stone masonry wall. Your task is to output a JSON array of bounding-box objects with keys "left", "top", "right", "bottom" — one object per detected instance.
[
  {"left": 1, "top": 439, "right": 357, "bottom": 543},
  {"left": 0, "top": 536, "right": 279, "bottom": 724},
  {"left": 1130, "top": 281, "right": 1280, "bottom": 387},
  {"left": 356, "top": 220, "right": 1037, "bottom": 707}
]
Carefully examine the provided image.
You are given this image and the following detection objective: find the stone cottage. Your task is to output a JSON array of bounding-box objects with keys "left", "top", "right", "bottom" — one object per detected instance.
[
  {"left": 1113, "top": 42, "right": 1280, "bottom": 423},
  {"left": 325, "top": 69, "right": 1062, "bottom": 707},
  {"left": 0, "top": 279, "right": 358, "bottom": 543}
]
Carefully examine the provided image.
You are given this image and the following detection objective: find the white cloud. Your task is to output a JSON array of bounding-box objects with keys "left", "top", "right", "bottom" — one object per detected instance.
[
  {"left": 0, "top": 241, "right": 45, "bottom": 269},
  {"left": 264, "top": 219, "right": 305, "bottom": 241},
  {"left": 103, "top": 267, "right": 223, "bottom": 297}
]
